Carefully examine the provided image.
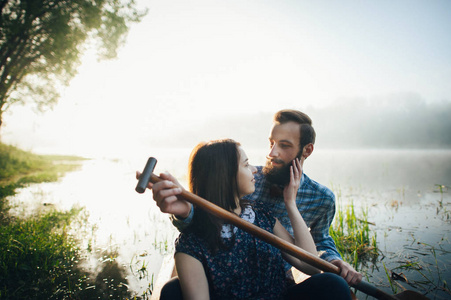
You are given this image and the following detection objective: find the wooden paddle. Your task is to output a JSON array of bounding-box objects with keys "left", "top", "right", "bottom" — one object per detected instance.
[{"left": 136, "top": 157, "right": 429, "bottom": 300}]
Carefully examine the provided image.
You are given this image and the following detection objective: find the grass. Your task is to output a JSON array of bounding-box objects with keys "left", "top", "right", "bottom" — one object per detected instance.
[
  {"left": 0, "top": 142, "right": 137, "bottom": 299},
  {"left": 330, "top": 199, "right": 379, "bottom": 271},
  {"left": 0, "top": 143, "right": 85, "bottom": 197},
  {"left": 0, "top": 208, "right": 87, "bottom": 299}
]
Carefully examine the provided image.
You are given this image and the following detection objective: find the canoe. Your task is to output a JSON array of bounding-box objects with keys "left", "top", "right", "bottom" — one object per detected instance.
[
  {"left": 150, "top": 255, "right": 176, "bottom": 300},
  {"left": 150, "top": 255, "right": 310, "bottom": 300}
]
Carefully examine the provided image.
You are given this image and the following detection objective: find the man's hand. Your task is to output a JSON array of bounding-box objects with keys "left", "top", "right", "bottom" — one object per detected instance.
[
  {"left": 135, "top": 171, "right": 192, "bottom": 219},
  {"left": 330, "top": 259, "right": 362, "bottom": 286}
]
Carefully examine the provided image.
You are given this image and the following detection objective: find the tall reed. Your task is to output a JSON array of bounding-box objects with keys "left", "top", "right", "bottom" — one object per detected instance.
[{"left": 330, "top": 200, "right": 379, "bottom": 270}]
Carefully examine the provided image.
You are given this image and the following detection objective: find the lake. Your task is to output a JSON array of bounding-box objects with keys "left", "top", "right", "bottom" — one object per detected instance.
[{"left": 7, "top": 148, "right": 451, "bottom": 299}]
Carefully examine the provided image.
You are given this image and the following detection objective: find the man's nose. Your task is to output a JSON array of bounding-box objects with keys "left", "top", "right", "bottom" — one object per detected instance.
[
  {"left": 251, "top": 165, "right": 258, "bottom": 174},
  {"left": 267, "top": 144, "right": 278, "bottom": 158}
]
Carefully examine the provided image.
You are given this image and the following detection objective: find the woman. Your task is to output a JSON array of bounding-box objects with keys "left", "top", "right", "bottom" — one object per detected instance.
[{"left": 162, "top": 139, "right": 351, "bottom": 300}]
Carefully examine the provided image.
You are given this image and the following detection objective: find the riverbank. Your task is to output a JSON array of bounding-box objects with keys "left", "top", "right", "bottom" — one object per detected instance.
[
  {"left": 0, "top": 143, "right": 136, "bottom": 299},
  {"left": 0, "top": 143, "right": 83, "bottom": 196}
]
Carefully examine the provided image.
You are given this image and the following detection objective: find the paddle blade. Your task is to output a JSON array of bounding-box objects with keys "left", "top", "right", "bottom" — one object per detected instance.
[{"left": 394, "top": 290, "right": 430, "bottom": 300}]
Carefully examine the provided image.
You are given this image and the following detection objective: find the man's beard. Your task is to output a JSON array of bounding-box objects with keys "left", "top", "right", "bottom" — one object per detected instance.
[{"left": 262, "top": 159, "right": 292, "bottom": 186}]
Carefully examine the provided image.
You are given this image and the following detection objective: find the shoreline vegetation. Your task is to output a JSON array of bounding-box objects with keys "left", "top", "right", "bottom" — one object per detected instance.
[
  {"left": 1, "top": 142, "right": 448, "bottom": 299},
  {"left": 0, "top": 143, "right": 136, "bottom": 299}
]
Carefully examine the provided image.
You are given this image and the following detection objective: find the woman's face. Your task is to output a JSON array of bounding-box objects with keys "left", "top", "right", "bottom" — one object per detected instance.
[{"left": 237, "top": 146, "right": 257, "bottom": 198}]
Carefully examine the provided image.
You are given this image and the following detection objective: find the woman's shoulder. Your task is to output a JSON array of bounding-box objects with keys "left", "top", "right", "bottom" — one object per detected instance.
[
  {"left": 245, "top": 202, "right": 276, "bottom": 229},
  {"left": 175, "top": 231, "right": 212, "bottom": 263},
  {"left": 175, "top": 231, "right": 202, "bottom": 250},
  {"left": 251, "top": 200, "right": 273, "bottom": 215}
]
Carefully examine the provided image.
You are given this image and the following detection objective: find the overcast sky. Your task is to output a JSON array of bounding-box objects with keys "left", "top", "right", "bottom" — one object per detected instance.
[{"left": 3, "top": 0, "right": 451, "bottom": 157}]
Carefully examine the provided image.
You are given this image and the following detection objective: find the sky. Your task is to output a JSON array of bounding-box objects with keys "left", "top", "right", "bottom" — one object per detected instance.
[{"left": 2, "top": 0, "right": 451, "bottom": 157}]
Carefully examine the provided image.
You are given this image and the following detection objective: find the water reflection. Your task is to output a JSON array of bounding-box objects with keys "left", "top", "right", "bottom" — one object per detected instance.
[{"left": 7, "top": 148, "right": 451, "bottom": 298}]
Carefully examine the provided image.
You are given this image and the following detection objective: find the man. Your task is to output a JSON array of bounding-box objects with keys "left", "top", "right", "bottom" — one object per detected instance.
[{"left": 147, "top": 109, "right": 362, "bottom": 295}]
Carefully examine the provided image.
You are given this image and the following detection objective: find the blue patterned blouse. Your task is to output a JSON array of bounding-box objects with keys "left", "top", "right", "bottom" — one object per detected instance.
[{"left": 175, "top": 204, "right": 287, "bottom": 300}]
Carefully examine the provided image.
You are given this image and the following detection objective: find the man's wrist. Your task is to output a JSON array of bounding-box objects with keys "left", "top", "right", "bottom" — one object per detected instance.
[
  {"left": 172, "top": 205, "right": 194, "bottom": 223},
  {"left": 174, "top": 212, "right": 189, "bottom": 220}
]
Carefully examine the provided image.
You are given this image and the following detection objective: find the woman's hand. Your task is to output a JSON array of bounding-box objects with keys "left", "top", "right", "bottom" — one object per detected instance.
[
  {"left": 276, "top": 158, "right": 319, "bottom": 274},
  {"left": 283, "top": 158, "right": 302, "bottom": 206}
]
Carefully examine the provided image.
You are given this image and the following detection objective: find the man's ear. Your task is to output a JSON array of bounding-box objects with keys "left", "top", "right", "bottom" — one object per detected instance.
[{"left": 302, "top": 143, "right": 314, "bottom": 159}]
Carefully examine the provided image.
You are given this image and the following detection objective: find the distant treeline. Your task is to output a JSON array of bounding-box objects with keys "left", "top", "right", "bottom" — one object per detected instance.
[
  {"left": 163, "top": 99, "right": 451, "bottom": 149},
  {"left": 311, "top": 99, "right": 451, "bottom": 149}
]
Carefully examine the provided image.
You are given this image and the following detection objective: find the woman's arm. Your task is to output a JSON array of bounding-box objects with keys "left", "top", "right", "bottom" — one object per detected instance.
[
  {"left": 273, "top": 219, "right": 319, "bottom": 275},
  {"left": 175, "top": 252, "right": 209, "bottom": 300},
  {"left": 273, "top": 158, "right": 319, "bottom": 275}
]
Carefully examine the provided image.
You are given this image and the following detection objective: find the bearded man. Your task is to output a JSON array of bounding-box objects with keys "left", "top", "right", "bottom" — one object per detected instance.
[
  {"left": 247, "top": 110, "right": 361, "bottom": 285},
  {"left": 147, "top": 109, "right": 362, "bottom": 298}
]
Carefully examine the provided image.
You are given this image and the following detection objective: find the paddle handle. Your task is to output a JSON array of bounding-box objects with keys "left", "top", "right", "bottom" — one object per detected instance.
[
  {"left": 149, "top": 174, "right": 337, "bottom": 271},
  {"left": 136, "top": 157, "right": 157, "bottom": 193},
  {"left": 148, "top": 173, "right": 398, "bottom": 300}
]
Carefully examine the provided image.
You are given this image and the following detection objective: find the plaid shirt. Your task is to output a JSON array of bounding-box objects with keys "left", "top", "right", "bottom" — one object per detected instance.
[{"left": 243, "top": 166, "right": 342, "bottom": 263}]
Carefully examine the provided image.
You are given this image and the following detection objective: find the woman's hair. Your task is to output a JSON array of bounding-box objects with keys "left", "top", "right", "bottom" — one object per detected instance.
[{"left": 186, "top": 138, "right": 241, "bottom": 252}]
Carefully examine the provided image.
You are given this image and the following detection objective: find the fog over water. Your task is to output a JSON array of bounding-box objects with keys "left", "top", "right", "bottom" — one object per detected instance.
[
  {"left": 5, "top": 97, "right": 450, "bottom": 159},
  {"left": 157, "top": 99, "right": 451, "bottom": 151}
]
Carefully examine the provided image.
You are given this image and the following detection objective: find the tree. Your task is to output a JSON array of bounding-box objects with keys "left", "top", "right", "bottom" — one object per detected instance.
[{"left": 0, "top": 0, "right": 146, "bottom": 131}]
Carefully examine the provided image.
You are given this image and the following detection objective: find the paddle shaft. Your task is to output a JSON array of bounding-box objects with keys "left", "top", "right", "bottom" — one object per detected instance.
[{"left": 148, "top": 173, "right": 398, "bottom": 300}]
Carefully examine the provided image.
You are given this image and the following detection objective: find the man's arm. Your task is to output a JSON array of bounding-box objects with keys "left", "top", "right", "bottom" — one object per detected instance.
[
  {"left": 315, "top": 234, "right": 342, "bottom": 262},
  {"left": 136, "top": 171, "right": 193, "bottom": 231},
  {"left": 310, "top": 195, "right": 362, "bottom": 285},
  {"left": 170, "top": 206, "right": 194, "bottom": 231},
  {"left": 307, "top": 192, "right": 342, "bottom": 261}
]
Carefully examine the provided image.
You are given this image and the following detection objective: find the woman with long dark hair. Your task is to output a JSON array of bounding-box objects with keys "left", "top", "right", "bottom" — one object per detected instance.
[{"left": 161, "top": 139, "right": 351, "bottom": 299}]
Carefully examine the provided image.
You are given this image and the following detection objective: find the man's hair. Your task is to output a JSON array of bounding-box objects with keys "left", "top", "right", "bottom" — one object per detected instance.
[
  {"left": 187, "top": 138, "right": 241, "bottom": 252},
  {"left": 273, "top": 109, "right": 316, "bottom": 152}
]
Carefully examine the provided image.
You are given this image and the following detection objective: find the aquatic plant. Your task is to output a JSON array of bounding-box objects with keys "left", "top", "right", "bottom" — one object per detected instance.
[{"left": 330, "top": 200, "right": 379, "bottom": 270}]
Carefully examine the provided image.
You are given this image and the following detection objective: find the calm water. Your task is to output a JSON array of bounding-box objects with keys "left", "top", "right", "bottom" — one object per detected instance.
[{"left": 8, "top": 148, "right": 451, "bottom": 299}]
